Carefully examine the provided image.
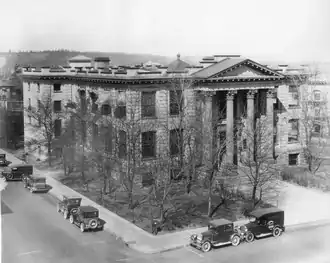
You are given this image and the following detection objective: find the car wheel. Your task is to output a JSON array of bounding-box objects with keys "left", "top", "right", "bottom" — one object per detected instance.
[
  {"left": 245, "top": 232, "right": 255, "bottom": 243},
  {"left": 69, "top": 215, "right": 74, "bottom": 224},
  {"left": 272, "top": 227, "right": 282, "bottom": 237},
  {"left": 63, "top": 210, "right": 68, "bottom": 219},
  {"left": 231, "top": 235, "right": 241, "bottom": 246},
  {"left": 7, "top": 174, "right": 13, "bottom": 180},
  {"left": 80, "top": 223, "right": 85, "bottom": 232},
  {"left": 89, "top": 219, "right": 98, "bottom": 229},
  {"left": 201, "top": 241, "right": 211, "bottom": 252}
]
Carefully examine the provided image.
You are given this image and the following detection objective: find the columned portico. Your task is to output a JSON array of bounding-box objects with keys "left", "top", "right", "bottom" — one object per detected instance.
[
  {"left": 202, "top": 90, "right": 216, "bottom": 167},
  {"left": 266, "top": 89, "right": 275, "bottom": 158},
  {"left": 247, "top": 90, "right": 257, "bottom": 156},
  {"left": 226, "top": 90, "right": 236, "bottom": 164}
]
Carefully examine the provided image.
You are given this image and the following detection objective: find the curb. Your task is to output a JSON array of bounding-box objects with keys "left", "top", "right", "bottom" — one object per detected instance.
[
  {"left": 127, "top": 243, "right": 189, "bottom": 254},
  {"left": 285, "top": 219, "right": 330, "bottom": 232}
]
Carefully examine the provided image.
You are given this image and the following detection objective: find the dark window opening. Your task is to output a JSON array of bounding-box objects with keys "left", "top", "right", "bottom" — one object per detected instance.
[
  {"left": 170, "top": 129, "right": 183, "bottom": 155},
  {"left": 92, "top": 103, "right": 98, "bottom": 113},
  {"left": 53, "top": 101, "right": 61, "bottom": 112},
  {"left": 92, "top": 123, "right": 98, "bottom": 139},
  {"left": 288, "top": 119, "right": 299, "bottom": 143},
  {"left": 142, "top": 131, "right": 156, "bottom": 158},
  {"left": 141, "top": 91, "right": 156, "bottom": 118},
  {"left": 104, "top": 125, "right": 113, "bottom": 154},
  {"left": 141, "top": 172, "right": 154, "bottom": 187},
  {"left": 114, "top": 105, "right": 126, "bottom": 119},
  {"left": 243, "top": 139, "right": 247, "bottom": 150},
  {"left": 54, "top": 119, "right": 62, "bottom": 138},
  {"left": 118, "top": 130, "right": 127, "bottom": 159},
  {"left": 101, "top": 104, "right": 111, "bottom": 115},
  {"left": 79, "top": 89, "right": 86, "bottom": 97},
  {"left": 170, "top": 89, "right": 183, "bottom": 115},
  {"left": 314, "top": 124, "right": 321, "bottom": 133},
  {"left": 53, "top": 83, "right": 61, "bottom": 93},
  {"left": 89, "top": 92, "right": 98, "bottom": 102},
  {"left": 288, "top": 153, "right": 299, "bottom": 166}
]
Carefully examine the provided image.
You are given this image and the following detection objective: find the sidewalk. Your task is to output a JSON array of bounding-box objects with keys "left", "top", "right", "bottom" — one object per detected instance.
[{"left": 2, "top": 148, "right": 330, "bottom": 253}]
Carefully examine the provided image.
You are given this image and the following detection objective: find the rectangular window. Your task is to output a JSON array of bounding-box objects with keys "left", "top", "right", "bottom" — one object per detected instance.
[
  {"left": 53, "top": 83, "right": 61, "bottom": 93},
  {"left": 92, "top": 123, "right": 98, "bottom": 139},
  {"left": 141, "top": 172, "right": 154, "bottom": 187},
  {"left": 118, "top": 130, "right": 127, "bottom": 159},
  {"left": 142, "top": 131, "right": 156, "bottom": 158},
  {"left": 141, "top": 91, "right": 156, "bottom": 118},
  {"left": 314, "top": 91, "right": 321, "bottom": 101},
  {"left": 53, "top": 101, "right": 61, "bottom": 112},
  {"left": 288, "top": 119, "right": 299, "bottom": 143},
  {"left": 101, "top": 104, "right": 111, "bottom": 115},
  {"left": 170, "top": 89, "right": 183, "bottom": 115},
  {"left": 288, "top": 153, "right": 299, "bottom": 166},
  {"left": 170, "top": 129, "right": 183, "bottom": 155},
  {"left": 54, "top": 119, "right": 62, "bottom": 137},
  {"left": 104, "top": 125, "right": 113, "bottom": 154}
]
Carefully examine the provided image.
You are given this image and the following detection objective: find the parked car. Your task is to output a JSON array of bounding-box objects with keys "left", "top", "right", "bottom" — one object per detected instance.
[
  {"left": 242, "top": 207, "right": 285, "bottom": 242},
  {"left": 57, "top": 195, "right": 82, "bottom": 219},
  {"left": 23, "top": 175, "right": 48, "bottom": 193},
  {"left": 69, "top": 206, "right": 104, "bottom": 232},
  {"left": 0, "top": 154, "right": 11, "bottom": 167},
  {"left": 1, "top": 164, "right": 33, "bottom": 181},
  {"left": 190, "top": 219, "right": 242, "bottom": 252}
]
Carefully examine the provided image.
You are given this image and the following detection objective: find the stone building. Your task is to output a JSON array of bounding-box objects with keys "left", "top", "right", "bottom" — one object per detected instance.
[{"left": 20, "top": 54, "right": 312, "bottom": 169}]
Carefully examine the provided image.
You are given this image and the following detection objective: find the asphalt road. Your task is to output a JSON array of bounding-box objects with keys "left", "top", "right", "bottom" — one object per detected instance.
[
  {"left": 2, "top": 178, "right": 330, "bottom": 263},
  {"left": 1, "top": 181, "right": 155, "bottom": 263},
  {"left": 157, "top": 224, "right": 330, "bottom": 263}
]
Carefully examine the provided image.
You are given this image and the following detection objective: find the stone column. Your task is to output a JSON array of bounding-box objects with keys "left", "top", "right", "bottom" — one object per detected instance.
[
  {"left": 202, "top": 91, "right": 215, "bottom": 167},
  {"left": 246, "top": 90, "right": 257, "bottom": 156},
  {"left": 266, "top": 89, "right": 275, "bottom": 159},
  {"left": 226, "top": 90, "right": 237, "bottom": 164}
]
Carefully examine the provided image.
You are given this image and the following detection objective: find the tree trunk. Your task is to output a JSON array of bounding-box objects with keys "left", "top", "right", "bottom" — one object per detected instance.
[
  {"left": 252, "top": 185, "right": 257, "bottom": 206},
  {"left": 47, "top": 146, "right": 52, "bottom": 167}
]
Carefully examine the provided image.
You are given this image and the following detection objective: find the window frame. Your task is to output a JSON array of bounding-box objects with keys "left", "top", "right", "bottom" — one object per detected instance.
[
  {"left": 141, "top": 131, "right": 156, "bottom": 159},
  {"left": 169, "top": 129, "right": 183, "bottom": 156},
  {"left": 288, "top": 153, "right": 299, "bottom": 166},
  {"left": 53, "top": 100, "right": 62, "bottom": 113},
  {"left": 53, "top": 83, "right": 61, "bottom": 93},
  {"left": 54, "top": 119, "right": 62, "bottom": 138},
  {"left": 288, "top": 119, "right": 299, "bottom": 143},
  {"left": 169, "top": 89, "right": 183, "bottom": 116},
  {"left": 141, "top": 91, "right": 156, "bottom": 118}
]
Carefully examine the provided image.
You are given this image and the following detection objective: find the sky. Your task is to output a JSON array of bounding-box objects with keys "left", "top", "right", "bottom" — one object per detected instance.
[{"left": 1, "top": 0, "right": 330, "bottom": 63}]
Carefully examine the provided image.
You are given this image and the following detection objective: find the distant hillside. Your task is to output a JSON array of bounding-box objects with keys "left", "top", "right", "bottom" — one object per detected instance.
[{"left": 0, "top": 50, "right": 198, "bottom": 70}]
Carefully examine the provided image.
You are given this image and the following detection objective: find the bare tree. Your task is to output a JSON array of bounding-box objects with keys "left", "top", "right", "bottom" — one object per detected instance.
[
  {"left": 290, "top": 67, "right": 328, "bottom": 174},
  {"left": 25, "top": 95, "right": 62, "bottom": 166},
  {"left": 238, "top": 115, "right": 279, "bottom": 207}
]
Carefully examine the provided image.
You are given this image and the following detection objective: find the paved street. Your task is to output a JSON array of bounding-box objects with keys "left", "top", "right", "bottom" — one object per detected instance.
[
  {"left": 157, "top": 225, "right": 330, "bottom": 263},
  {"left": 2, "top": 180, "right": 330, "bottom": 263},
  {"left": 1, "top": 181, "right": 155, "bottom": 263}
]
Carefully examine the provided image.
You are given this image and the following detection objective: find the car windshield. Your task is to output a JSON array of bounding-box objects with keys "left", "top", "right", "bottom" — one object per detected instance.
[
  {"left": 208, "top": 224, "right": 217, "bottom": 231},
  {"left": 84, "top": 211, "right": 98, "bottom": 218},
  {"left": 68, "top": 199, "right": 80, "bottom": 204}
]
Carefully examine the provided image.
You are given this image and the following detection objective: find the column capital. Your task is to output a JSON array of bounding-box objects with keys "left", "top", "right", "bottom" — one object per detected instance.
[
  {"left": 226, "top": 90, "right": 237, "bottom": 101},
  {"left": 200, "top": 90, "right": 216, "bottom": 98},
  {"left": 247, "top": 90, "right": 257, "bottom": 100},
  {"left": 266, "top": 89, "right": 276, "bottom": 99}
]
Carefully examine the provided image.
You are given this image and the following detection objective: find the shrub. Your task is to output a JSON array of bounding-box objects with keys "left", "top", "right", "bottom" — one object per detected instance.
[
  {"left": 280, "top": 169, "right": 294, "bottom": 181},
  {"left": 296, "top": 173, "right": 309, "bottom": 187}
]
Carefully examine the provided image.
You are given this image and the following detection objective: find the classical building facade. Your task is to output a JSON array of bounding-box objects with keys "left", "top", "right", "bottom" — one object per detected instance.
[{"left": 20, "top": 54, "right": 311, "bottom": 168}]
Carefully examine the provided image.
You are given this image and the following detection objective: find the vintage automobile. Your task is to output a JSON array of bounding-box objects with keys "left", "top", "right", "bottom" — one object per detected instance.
[
  {"left": 190, "top": 219, "right": 242, "bottom": 252},
  {"left": 57, "top": 195, "right": 82, "bottom": 219},
  {"left": 1, "top": 164, "right": 33, "bottom": 181},
  {"left": 0, "top": 154, "right": 11, "bottom": 167},
  {"left": 69, "top": 205, "right": 104, "bottom": 232},
  {"left": 23, "top": 175, "right": 48, "bottom": 193},
  {"left": 242, "top": 207, "right": 285, "bottom": 242}
]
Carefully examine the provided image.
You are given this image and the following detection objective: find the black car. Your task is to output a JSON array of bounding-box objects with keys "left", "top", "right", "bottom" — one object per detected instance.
[
  {"left": 190, "top": 219, "right": 242, "bottom": 252},
  {"left": 1, "top": 164, "right": 33, "bottom": 181},
  {"left": 0, "top": 154, "right": 11, "bottom": 167},
  {"left": 243, "top": 207, "right": 285, "bottom": 242},
  {"left": 69, "top": 206, "right": 104, "bottom": 232},
  {"left": 57, "top": 195, "right": 82, "bottom": 219}
]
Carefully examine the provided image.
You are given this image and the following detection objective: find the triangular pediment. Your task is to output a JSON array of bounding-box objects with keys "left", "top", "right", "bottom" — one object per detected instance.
[{"left": 209, "top": 59, "right": 284, "bottom": 79}]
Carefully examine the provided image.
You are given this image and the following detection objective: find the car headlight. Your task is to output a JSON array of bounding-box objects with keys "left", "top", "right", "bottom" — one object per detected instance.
[{"left": 191, "top": 234, "right": 197, "bottom": 240}]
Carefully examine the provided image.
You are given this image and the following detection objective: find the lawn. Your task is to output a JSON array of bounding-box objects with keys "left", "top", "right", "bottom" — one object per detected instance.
[{"left": 9, "top": 149, "right": 272, "bottom": 235}]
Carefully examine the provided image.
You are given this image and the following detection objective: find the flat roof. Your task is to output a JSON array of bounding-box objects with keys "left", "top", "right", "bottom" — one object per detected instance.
[
  {"left": 209, "top": 218, "right": 232, "bottom": 226},
  {"left": 80, "top": 205, "right": 98, "bottom": 213},
  {"left": 249, "top": 207, "right": 283, "bottom": 218}
]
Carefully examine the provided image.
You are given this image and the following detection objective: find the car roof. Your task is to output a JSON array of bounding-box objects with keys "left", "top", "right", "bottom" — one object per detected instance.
[
  {"left": 248, "top": 207, "right": 284, "bottom": 218},
  {"left": 63, "top": 195, "right": 82, "bottom": 199},
  {"left": 10, "top": 164, "right": 33, "bottom": 168},
  {"left": 79, "top": 206, "right": 98, "bottom": 213},
  {"left": 209, "top": 218, "right": 232, "bottom": 226}
]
